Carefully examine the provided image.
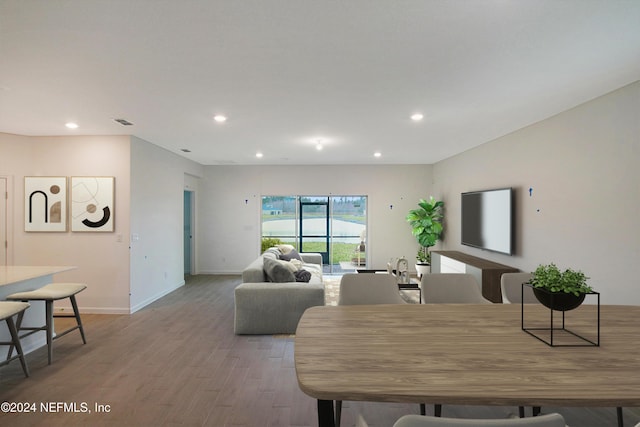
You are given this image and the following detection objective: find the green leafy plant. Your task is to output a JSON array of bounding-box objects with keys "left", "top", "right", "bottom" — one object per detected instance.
[
  {"left": 406, "top": 197, "right": 444, "bottom": 264},
  {"left": 529, "top": 263, "right": 592, "bottom": 296},
  {"left": 261, "top": 237, "right": 283, "bottom": 253}
]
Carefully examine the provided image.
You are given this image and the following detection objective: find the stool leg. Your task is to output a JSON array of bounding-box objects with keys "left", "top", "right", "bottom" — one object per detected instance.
[
  {"left": 70, "top": 295, "right": 86, "bottom": 344},
  {"left": 6, "top": 308, "right": 25, "bottom": 360},
  {"left": 45, "top": 300, "right": 54, "bottom": 364},
  {"left": 6, "top": 316, "right": 29, "bottom": 377}
]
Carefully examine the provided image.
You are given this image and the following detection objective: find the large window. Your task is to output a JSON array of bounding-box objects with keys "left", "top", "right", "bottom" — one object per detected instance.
[
  {"left": 261, "top": 195, "right": 367, "bottom": 273},
  {"left": 261, "top": 196, "right": 297, "bottom": 246}
]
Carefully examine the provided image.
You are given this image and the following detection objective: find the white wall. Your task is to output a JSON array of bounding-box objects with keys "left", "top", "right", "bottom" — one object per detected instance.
[
  {"left": 1, "top": 133, "right": 203, "bottom": 313},
  {"left": 0, "top": 133, "right": 132, "bottom": 313},
  {"left": 433, "top": 81, "right": 640, "bottom": 304},
  {"left": 197, "top": 164, "right": 434, "bottom": 274},
  {"left": 129, "top": 136, "right": 203, "bottom": 312}
]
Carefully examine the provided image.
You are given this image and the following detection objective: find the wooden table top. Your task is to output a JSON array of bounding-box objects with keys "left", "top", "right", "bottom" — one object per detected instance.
[{"left": 294, "top": 304, "right": 640, "bottom": 408}]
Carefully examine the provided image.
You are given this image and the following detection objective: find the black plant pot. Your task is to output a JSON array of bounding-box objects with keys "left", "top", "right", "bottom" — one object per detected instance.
[{"left": 533, "top": 288, "right": 586, "bottom": 312}]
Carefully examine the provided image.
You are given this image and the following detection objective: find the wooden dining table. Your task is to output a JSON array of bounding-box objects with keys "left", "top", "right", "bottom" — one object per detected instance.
[{"left": 294, "top": 303, "right": 640, "bottom": 427}]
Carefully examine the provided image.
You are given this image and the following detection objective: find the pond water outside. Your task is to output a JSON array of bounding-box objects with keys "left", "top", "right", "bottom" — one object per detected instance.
[{"left": 262, "top": 218, "right": 365, "bottom": 243}]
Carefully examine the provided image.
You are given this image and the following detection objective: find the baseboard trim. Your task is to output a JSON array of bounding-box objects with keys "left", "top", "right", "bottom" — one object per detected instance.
[
  {"left": 54, "top": 306, "right": 130, "bottom": 315},
  {"left": 51, "top": 280, "right": 187, "bottom": 315},
  {"left": 130, "top": 280, "right": 186, "bottom": 313}
]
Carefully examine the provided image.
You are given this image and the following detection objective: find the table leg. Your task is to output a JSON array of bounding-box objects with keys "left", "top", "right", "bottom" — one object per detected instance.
[
  {"left": 318, "top": 399, "right": 335, "bottom": 427},
  {"left": 617, "top": 407, "right": 624, "bottom": 427}
]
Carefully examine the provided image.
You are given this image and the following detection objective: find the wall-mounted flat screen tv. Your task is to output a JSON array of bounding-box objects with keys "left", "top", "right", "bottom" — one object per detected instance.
[{"left": 461, "top": 188, "right": 513, "bottom": 255}]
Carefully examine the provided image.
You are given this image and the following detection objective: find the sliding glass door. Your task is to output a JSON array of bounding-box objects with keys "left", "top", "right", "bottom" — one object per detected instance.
[
  {"left": 300, "top": 197, "right": 329, "bottom": 264},
  {"left": 261, "top": 195, "right": 367, "bottom": 273},
  {"left": 330, "top": 196, "right": 367, "bottom": 270}
]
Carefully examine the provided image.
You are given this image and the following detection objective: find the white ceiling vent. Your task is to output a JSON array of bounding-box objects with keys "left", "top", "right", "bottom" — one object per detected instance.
[{"left": 114, "top": 118, "right": 133, "bottom": 126}]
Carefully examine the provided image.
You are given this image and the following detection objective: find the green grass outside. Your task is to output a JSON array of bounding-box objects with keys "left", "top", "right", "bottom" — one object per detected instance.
[
  {"left": 302, "top": 241, "right": 357, "bottom": 264},
  {"left": 262, "top": 238, "right": 359, "bottom": 264}
]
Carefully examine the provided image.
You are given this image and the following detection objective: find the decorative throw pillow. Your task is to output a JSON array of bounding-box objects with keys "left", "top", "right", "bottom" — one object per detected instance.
[
  {"left": 294, "top": 269, "right": 312, "bottom": 282},
  {"left": 263, "top": 247, "right": 281, "bottom": 259},
  {"left": 263, "top": 257, "right": 295, "bottom": 282},
  {"left": 279, "top": 248, "right": 302, "bottom": 261},
  {"left": 289, "top": 259, "right": 303, "bottom": 270},
  {"left": 277, "top": 259, "right": 298, "bottom": 273},
  {"left": 277, "top": 244, "right": 296, "bottom": 254}
]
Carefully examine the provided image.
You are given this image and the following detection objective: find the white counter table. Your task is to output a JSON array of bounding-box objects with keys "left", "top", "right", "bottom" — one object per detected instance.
[{"left": 0, "top": 266, "right": 76, "bottom": 354}]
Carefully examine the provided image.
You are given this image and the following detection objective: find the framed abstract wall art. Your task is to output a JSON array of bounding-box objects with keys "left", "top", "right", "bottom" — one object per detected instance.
[
  {"left": 71, "top": 177, "right": 115, "bottom": 232},
  {"left": 24, "top": 176, "right": 68, "bottom": 232}
]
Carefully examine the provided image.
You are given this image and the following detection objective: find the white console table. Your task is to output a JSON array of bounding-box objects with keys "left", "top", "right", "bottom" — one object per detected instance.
[
  {"left": 0, "top": 266, "right": 75, "bottom": 354},
  {"left": 431, "top": 251, "right": 518, "bottom": 303}
]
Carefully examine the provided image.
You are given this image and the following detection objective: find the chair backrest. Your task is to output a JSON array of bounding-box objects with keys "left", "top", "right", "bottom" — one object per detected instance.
[
  {"left": 338, "top": 273, "right": 406, "bottom": 305},
  {"left": 501, "top": 272, "right": 536, "bottom": 304},
  {"left": 393, "top": 413, "right": 566, "bottom": 427},
  {"left": 421, "top": 273, "right": 491, "bottom": 304}
]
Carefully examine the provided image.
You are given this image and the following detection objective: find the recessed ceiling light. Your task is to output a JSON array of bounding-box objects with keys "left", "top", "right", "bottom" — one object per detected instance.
[
  {"left": 65, "top": 122, "right": 79, "bottom": 129},
  {"left": 316, "top": 143, "right": 323, "bottom": 151},
  {"left": 213, "top": 115, "right": 227, "bottom": 123},
  {"left": 411, "top": 113, "right": 424, "bottom": 121},
  {"left": 256, "top": 152, "right": 263, "bottom": 158},
  {"left": 374, "top": 152, "right": 382, "bottom": 158}
]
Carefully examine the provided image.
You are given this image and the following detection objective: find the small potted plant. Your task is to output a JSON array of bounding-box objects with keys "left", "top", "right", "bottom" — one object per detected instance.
[
  {"left": 528, "top": 263, "right": 593, "bottom": 311},
  {"left": 406, "top": 197, "right": 444, "bottom": 278}
]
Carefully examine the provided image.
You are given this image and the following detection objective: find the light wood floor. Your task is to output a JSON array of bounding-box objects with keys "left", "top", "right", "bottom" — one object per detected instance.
[{"left": 0, "top": 275, "right": 638, "bottom": 426}]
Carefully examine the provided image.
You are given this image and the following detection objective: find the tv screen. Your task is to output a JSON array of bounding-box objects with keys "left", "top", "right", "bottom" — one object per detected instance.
[{"left": 461, "top": 188, "right": 513, "bottom": 255}]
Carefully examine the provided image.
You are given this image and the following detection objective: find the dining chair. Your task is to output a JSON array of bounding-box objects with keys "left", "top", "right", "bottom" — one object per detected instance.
[
  {"left": 418, "top": 273, "right": 490, "bottom": 418},
  {"left": 338, "top": 273, "right": 406, "bottom": 305},
  {"left": 392, "top": 413, "right": 567, "bottom": 427},
  {"left": 421, "top": 273, "right": 491, "bottom": 304},
  {"left": 500, "top": 272, "right": 536, "bottom": 304},
  {"left": 500, "top": 272, "right": 544, "bottom": 418},
  {"left": 336, "top": 272, "right": 407, "bottom": 425}
]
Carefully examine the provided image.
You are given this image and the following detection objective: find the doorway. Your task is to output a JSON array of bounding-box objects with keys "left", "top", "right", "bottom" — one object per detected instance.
[{"left": 183, "top": 191, "right": 194, "bottom": 275}]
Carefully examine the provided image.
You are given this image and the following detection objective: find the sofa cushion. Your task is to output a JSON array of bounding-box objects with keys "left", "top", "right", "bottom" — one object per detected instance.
[
  {"left": 234, "top": 282, "right": 326, "bottom": 334},
  {"left": 263, "top": 257, "right": 296, "bottom": 282},
  {"left": 279, "top": 248, "right": 302, "bottom": 261}
]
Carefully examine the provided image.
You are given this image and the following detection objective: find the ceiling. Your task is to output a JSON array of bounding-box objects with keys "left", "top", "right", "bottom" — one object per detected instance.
[{"left": 1, "top": 1, "right": 639, "bottom": 166}]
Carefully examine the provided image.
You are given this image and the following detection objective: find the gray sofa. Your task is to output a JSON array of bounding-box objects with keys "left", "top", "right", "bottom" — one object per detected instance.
[{"left": 234, "top": 248, "right": 325, "bottom": 335}]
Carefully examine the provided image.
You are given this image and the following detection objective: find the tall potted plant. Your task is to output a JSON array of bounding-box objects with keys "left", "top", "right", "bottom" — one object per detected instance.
[{"left": 406, "top": 197, "right": 444, "bottom": 277}]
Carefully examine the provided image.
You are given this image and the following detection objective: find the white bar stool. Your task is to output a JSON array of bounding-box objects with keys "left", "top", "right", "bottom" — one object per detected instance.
[
  {"left": 0, "top": 301, "right": 31, "bottom": 377},
  {"left": 7, "top": 283, "right": 87, "bottom": 365}
]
